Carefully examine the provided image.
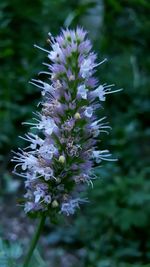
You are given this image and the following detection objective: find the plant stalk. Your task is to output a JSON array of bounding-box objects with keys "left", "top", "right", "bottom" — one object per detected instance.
[{"left": 23, "top": 214, "right": 46, "bottom": 267}]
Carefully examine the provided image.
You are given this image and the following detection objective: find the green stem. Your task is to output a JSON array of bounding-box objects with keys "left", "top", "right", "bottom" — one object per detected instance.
[{"left": 23, "top": 214, "right": 46, "bottom": 267}]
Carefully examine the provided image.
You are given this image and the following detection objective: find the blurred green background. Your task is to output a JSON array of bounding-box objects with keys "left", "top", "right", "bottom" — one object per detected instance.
[{"left": 0, "top": 0, "right": 150, "bottom": 266}]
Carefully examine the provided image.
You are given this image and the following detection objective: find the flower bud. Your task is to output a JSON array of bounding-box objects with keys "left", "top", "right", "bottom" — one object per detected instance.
[
  {"left": 58, "top": 155, "right": 65, "bottom": 164},
  {"left": 74, "top": 112, "right": 81, "bottom": 119},
  {"left": 56, "top": 177, "right": 61, "bottom": 183},
  {"left": 52, "top": 200, "right": 59, "bottom": 208}
]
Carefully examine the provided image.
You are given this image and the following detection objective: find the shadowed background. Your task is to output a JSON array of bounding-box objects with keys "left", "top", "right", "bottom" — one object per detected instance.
[{"left": 0, "top": 0, "right": 150, "bottom": 266}]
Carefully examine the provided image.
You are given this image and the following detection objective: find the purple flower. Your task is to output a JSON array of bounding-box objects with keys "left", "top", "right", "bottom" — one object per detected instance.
[
  {"left": 60, "top": 198, "right": 88, "bottom": 216},
  {"left": 12, "top": 27, "right": 120, "bottom": 216}
]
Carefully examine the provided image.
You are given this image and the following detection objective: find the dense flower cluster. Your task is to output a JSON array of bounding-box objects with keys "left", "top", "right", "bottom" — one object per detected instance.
[{"left": 12, "top": 28, "right": 120, "bottom": 216}]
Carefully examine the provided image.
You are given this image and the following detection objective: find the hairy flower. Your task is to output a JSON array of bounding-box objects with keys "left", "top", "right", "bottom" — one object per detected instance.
[{"left": 12, "top": 27, "right": 120, "bottom": 217}]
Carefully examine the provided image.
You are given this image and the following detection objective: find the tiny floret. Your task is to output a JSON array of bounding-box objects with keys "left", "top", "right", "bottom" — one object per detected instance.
[
  {"left": 77, "top": 84, "right": 88, "bottom": 99},
  {"left": 80, "top": 58, "right": 93, "bottom": 78},
  {"left": 84, "top": 107, "right": 93, "bottom": 118}
]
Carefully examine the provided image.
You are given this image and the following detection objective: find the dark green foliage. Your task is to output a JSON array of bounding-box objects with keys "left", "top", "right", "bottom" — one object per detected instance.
[
  {"left": 0, "top": 0, "right": 150, "bottom": 266},
  {"left": 75, "top": 170, "right": 150, "bottom": 266},
  {"left": 75, "top": 1, "right": 150, "bottom": 265}
]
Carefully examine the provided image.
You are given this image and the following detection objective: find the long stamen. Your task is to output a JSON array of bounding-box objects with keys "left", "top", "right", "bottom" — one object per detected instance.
[{"left": 34, "top": 44, "right": 50, "bottom": 53}]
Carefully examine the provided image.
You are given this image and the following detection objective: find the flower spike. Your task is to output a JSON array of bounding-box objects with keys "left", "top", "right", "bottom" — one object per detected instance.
[{"left": 12, "top": 27, "right": 120, "bottom": 217}]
